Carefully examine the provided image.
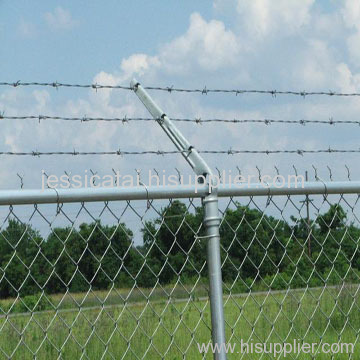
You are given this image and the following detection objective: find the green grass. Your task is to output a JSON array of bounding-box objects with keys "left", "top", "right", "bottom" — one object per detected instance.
[{"left": 0, "top": 285, "right": 359, "bottom": 359}]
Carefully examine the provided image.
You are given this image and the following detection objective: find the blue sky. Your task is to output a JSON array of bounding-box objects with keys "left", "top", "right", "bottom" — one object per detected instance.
[
  {"left": 1, "top": 0, "right": 360, "bottom": 192},
  {"left": 0, "top": 1, "right": 213, "bottom": 82}
]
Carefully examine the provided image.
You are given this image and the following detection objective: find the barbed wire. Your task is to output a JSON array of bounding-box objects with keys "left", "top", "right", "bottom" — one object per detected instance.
[
  {"left": 1, "top": 148, "right": 360, "bottom": 157},
  {"left": 0, "top": 81, "right": 132, "bottom": 90},
  {"left": 1, "top": 81, "right": 360, "bottom": 97},
  {"left": 2, "top": 114, "right": 360, "bottom": 126}
]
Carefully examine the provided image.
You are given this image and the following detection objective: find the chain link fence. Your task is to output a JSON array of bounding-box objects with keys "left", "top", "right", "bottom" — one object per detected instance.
[
  {"left": 0, "top": 182, "right": 359, "bottom": 359},
  {"left": 1, "top": 77, "right": 360, "bottom": 360}
]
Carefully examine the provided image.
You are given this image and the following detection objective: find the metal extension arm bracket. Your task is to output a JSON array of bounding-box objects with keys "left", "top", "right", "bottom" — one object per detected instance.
[{"left": 131, "top": 79, "right": 213, "bottom": 181}]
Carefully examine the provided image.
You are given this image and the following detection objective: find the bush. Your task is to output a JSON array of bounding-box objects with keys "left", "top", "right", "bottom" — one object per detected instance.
[{"left": 14, "top": 293, "right": 52, "bottom": 313}]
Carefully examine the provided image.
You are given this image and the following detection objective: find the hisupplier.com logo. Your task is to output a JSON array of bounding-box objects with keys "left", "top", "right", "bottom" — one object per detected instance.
[
  {"left": 197, "top": 340, "right": 355, "bottom": 356},
  {"left": 41, "top": 170, "right": 305, "bottom": 192}
]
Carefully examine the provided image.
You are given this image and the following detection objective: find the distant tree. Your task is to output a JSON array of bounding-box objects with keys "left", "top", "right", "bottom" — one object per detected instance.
[
  {"left": 219, "top": 204, "right": 291, "bottom": 282},
  {"left": 0, "top": 219, "right": 45, "bottom": 297},
  {"left": 1, "top": 202, "right": 360, "bottom": 299},
  {"left": 287, "top": 204, "right": 356, "bottom": 287},
  {"left": 142, "top": 200, "right": 205, "bottom": 285},
  {"left": 45, "top": 221, "right": 137, "bottom": 293},
  {"left": 316, "top": 204, "right": 347, "bottom": 234},
  {"left": 313, "top": 204, "right": 352, "bottom": 282}
]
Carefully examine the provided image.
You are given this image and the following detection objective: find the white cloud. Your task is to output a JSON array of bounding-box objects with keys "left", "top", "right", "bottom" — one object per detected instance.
[
  {"left": 44, "top": 7, "right": 77, "bottom": 30},
  {"left": 114, "top": 12, "right": 241, "bottom": 85},
  {"left": 160, "top": 13, "right": 240, "bottom": 73},
  {"left": 121, "top": 54, "right": 160, "bottom": 78},
  {"left": 32, "top": 90, "right": 51, "bottom": 112},
  {"left": 236, "top": 0, "right": 315, "bottom": 38},
  {"left": 112, "top": 13, "right": 241, "bottom": 85},
  {"left": 347, "top": 32, "right": 360, "bottom": 65},
  {"left": 342, "top": 0, "right": 360, "bottom": 30},
  {"left": 90, "top": 71, "right": 120, "bottom": 108},
  {"left": 290, "top": 39, "right": 335, "bottom": 88}
]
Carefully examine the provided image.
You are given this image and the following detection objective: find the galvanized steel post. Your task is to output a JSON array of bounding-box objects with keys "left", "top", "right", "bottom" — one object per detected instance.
[
  {"left": 203, "top": 188, "right": 226, "bottom": 360},
  {"left": 131, "top": 79, "right": 227, "bottom": 360}
]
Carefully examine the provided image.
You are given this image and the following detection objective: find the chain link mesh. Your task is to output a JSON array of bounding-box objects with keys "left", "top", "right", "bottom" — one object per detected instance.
[{"left": 0, "top": 191, "right": 359, "bottom": 359}]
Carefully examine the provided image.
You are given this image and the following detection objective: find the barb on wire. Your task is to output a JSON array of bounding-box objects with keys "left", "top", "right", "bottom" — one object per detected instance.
[
  {"left": 17, "top": 173, "right": 24, "bottom": 189},
  {"left": 274, "top": 166, "right": 280, "bottom": 177},
  {"left": 2, "top": 81, "right": 360, "bottom": 97},
  {"left": 312, "top": 165, "right": 319, "bottom": 181},
  {"left": 345, "top": 165, "right": 351, "bottom": 181},
  {"left": 255, "top": 166, "right": 262, "bottom": 182},
  {"left": 112, "top": 168, "right": 119, "bottom": 185},
  {"left": 327, "top": 166, "right": 333, "bottom": 181},
  {"left": 274, "top": 166, "right": 281, "bottom": 183},
  {"left": 64, "top": 171, "right": 71, "bottom": 186},
  {"left": 3, "top": 114, "right": 360, "bottom": 126},
  {"left": 292, "top": 165, "right": 298, "bottom": 177},
  {"left": 215, "top": 167, "right": 222, "bottom": 181},
  {"left": 42, "top": 171, "right": 50, "bottom": 189},
  {"left": 175, "top": 168, "right": 181, "bottom": 183},
  {"left": 89, "top": 169, "right": 98, "bottom": 186},
  {"left": 135, "top": 169, "right": 142, "bottom": 185}
]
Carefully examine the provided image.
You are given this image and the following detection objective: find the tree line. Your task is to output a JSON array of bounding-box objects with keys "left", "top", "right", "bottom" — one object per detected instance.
[{"left": 0, "top": 201, "right": 359, "bottom": 299}]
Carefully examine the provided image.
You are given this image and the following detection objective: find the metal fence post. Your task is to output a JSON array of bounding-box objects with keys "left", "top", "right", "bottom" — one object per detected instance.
[
  {"left": 131, "top": 79, "right": 227, "bottom": 359},
  {"left": 203, "top": 189, "right": 227, "bottom": 360}
]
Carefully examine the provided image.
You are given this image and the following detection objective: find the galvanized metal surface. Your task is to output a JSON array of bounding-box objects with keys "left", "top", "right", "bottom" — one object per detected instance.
[{"left": 1, "top": 181, "right": 359, "bottom": 206}]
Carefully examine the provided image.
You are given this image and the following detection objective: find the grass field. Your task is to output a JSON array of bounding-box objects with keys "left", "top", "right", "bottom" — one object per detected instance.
[{"left": 0, "top": 285, "right": 359, "bottom": 359}]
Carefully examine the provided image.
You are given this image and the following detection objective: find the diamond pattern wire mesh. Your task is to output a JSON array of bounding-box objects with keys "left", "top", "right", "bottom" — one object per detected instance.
[
  {"left": 220, "top": 193, "right": 360, "bottom": 359},
  {"left": 0, "top": 192, "right": 359, "bottom": 359}
]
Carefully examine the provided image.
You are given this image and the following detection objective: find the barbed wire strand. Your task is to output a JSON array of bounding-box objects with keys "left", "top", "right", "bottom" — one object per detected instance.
[
  {"left": 2, "top": 114, "right": 360, "bottom": 126},
  {"left": 1, "top": 81, "right": 360, "bottom": 97},
  {"left": 1, "top": 148, "right": 360, "bottom": 156}
]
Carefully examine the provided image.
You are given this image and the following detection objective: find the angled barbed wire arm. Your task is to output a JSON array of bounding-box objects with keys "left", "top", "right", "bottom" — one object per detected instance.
[
  {"left": 131, "top": 79, "right": 212, "bottom": 179},
  {"left": 131, "top": 79, "right": 227, "bottom": 360}
]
